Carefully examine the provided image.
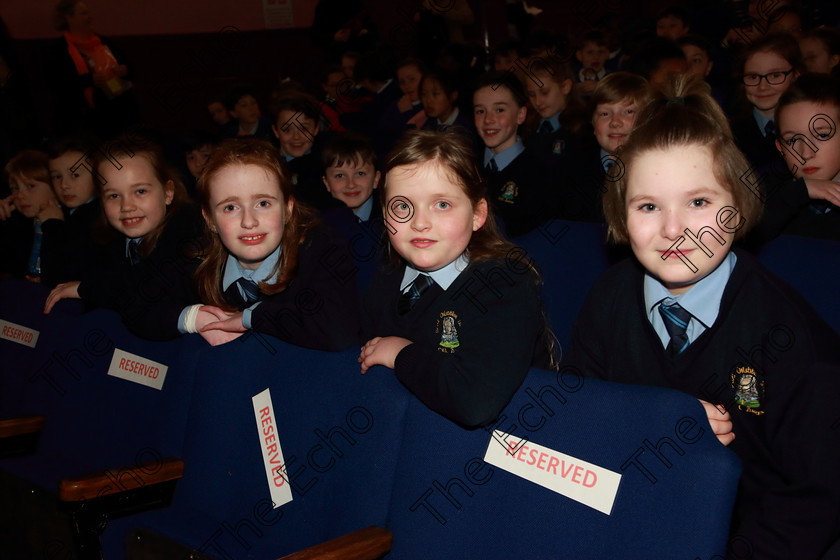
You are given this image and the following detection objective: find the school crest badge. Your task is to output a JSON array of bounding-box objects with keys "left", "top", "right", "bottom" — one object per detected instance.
[
  {"left": 499, "top": 182, "right": 518, "bottom": 204},
  {"left": 436, "top": 311, "right": 460, "bottom": 353},
  {"left": 552, "top": 139, "right": 566, "bottom": 155},
  {"left": 731, "top": 365, "right": 765, "bottom": 415}
]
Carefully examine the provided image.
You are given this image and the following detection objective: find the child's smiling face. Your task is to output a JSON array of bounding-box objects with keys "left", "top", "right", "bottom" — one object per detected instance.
[
  {"left": 384, "top": 161, "right": 486, "bottom": 272},
  {"left": 473, "top": 85, "right": 527, "bottom": 154},
  {"left": 625, "top": 144, "right": 736, "bottom": 295},
  {"left": 593, "top": 98, "right": 638, "bottom": 153},
  {"left": 776, "top": 100, "right": 840, "bottom": 181}
]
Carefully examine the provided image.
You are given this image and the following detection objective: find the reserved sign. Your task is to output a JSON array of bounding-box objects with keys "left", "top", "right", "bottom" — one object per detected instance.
[
  {"left": 0, "top": 319, "right": 39, "bottom": 348},
  {"left": 252, "top": 388, "right": 293, "bottom": 509},
  {"left": 107, "top": 348, "right": 168, "bottom": 390},
  {"left": 484, "top": 431, "right": 622, "bottom": 515}
]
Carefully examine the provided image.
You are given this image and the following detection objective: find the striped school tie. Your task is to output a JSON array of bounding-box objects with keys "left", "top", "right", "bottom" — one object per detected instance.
[
  {"left": 237, "top": 278, "right": 261, "bottom": 303},
  {"left": 659, "top": 301, "right": 692, "bottom": 356},
  {"left": 486, "top": 158, "right": 498, "bottom": 173},
  {"left": 127, "top": 239, "right": 141, "bottom": 267},
  {"left": 398, "top": 274, "right": 434, "bottom": 315}
]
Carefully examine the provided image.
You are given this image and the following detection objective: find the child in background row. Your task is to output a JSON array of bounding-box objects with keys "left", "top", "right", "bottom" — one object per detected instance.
[
  {"left": 182, "top": 139, "right": 360, "bottom": 350},
  {"left": 41, "top": 135, "right": 101, "bottom": 286},
  {"left": 320, "top": 131, "right": 384, "bottom": 292},
  {"left": 44, "top": 134, "right": 204, "bottom": 327},
  {"left": 376, "top": 58, "right": 427, "bottom": 159},
  {"left": 271, "top": 92, "right": 338, "bottom": 211},
  {"left": 574, "top": 30, "right": 610, "bottom": 96},
  {"left": 474, "top": 71, "right": 554, "bottom": 236},
  {"left": 771, "top": 73, "right": 840, "bottom": 239},
  {"left": 360, "top": 129, "right": 556, "bottom": 427},
  {"left": 181, "top": 130, "right": 219, "bottom": 200},
  {"left": 419, "top": 70, "right": 472, "bottom": 133},
  {"left": 570, "top": 72, "right": 651, "bottom": 224},
  {"left": 799, "top": 27, "right": 840, "bottom": 75},
  {"left": 2, "top": 151, "right": 62, "bottom": 281},
  {"left": 566, "top": 74, "right": 840, "bottom": 559},
  {"left": 223, "top": 84, "right": 273, "bottom": 141},
  {"left": 731, "top": 34, "right": 801, "bottom": 177}
]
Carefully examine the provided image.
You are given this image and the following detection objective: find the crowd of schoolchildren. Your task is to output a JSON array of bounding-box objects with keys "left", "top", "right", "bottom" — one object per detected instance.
[{"left": 2, "top": 1, "right": 840, "bottom": 557}]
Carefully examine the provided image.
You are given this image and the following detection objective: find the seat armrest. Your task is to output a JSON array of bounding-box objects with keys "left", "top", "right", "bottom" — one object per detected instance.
[
  {"left": 59, "top": 457, "right": 184, "bottom": 502},
  {"left": 278, "top": 526, "right": 393, "bottom": 560}
]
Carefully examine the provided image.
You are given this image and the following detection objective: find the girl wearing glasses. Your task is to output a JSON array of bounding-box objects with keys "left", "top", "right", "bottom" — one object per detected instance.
[{"left": 731, "top": 34, "right": 802, "bottom": 180}]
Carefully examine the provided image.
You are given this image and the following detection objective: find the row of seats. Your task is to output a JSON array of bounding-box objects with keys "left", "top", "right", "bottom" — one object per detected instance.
[{"left": 1, "top": 221, "right": 836, "bottom": 559}]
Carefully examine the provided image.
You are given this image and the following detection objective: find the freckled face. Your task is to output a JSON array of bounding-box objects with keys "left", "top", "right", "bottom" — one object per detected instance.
[
  {"left": 204, "top": 164, "right": 292, "bottom": 270},
  {"left": 384, "top": 161, "right": 487, "bottom": 272},
  {"left": 625, "top": 145, "right": 736, "bottom": 295}
]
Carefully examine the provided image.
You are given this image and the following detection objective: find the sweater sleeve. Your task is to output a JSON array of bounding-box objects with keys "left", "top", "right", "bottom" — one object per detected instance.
[{"left": 250, "top": 227, "right": 361, "bottom": 351}]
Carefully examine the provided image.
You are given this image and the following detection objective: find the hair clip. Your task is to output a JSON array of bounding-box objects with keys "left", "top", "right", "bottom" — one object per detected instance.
[{"left": 666, "top": 96, "right": 685, "bottom": 107}]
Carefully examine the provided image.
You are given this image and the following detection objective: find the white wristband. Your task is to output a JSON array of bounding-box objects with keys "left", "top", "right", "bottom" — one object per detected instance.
[{"left": 183, "top": 304, "right": 203, "bottom": 334}]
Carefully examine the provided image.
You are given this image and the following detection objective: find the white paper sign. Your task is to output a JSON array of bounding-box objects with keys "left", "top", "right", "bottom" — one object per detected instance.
[
  {"left": 0, "top": 319, "right": 39, "bottom": 348},
  {"left": 484, "top": 431, "right": 622, "bottom": 515},
  {"left": 106, "top": 348, "right": 167, "bottom": 390},
  {"left": 252, "top": 388, "right": 293, "bottom": 509}
]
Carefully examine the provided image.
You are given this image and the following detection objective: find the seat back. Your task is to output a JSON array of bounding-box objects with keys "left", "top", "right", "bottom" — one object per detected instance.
[
  {"left": 513, "top": 221, "right": 616, "bottom": 348},
  {"left": 385, "top": 368, "right": 742, "bottom": 559},
  {"left": 116, "top": 335, "right": 410, "bottom": 559},
  {"left": 758, "top": 235, "right": 840, "bottom": 332},
  {"left": 1, "top": 307, "right": 205, "bottom": 491}
]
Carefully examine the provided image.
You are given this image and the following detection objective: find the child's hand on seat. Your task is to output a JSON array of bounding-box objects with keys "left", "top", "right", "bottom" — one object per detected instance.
[
  {"left": 699, "top": 399, "right": 735, "bottom": 446},
  {"left": 359, "top": 336, "right": 413, "bottom": 374},
  {"left": 44, "top": 281, "right": 81, "bottom": 313},
  {"left": 197, "top": 306, "right": 246, "bottom": 346}
]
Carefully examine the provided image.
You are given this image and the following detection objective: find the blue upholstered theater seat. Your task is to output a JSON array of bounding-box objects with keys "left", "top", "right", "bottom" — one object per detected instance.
[
  {"left": 385, "top": 367, "right": 742, "bottom": 559},
  {"left": 758, "top": 234, "right": 840, "bottom": 332},
  {"left": 0, "top": 306, "right": 205, "bottom": 492},
  {"left": 103, "top": 335, "right": 410, "bottom": 559},
  {"left": 0, "top": 280, "right": 83, "bottom": 416},
  {"left": 512, "top": 220, "right": 615, "bottom": 349}
]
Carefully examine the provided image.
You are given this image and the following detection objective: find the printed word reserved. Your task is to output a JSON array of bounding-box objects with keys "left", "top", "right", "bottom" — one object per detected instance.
[
  {"left": 0, "top": 319, "right": 39, "bottom": 348},
  {"left": 107, "top": 348, "right": 168, "bottom": 390},
  {"left": 484, "top": 431, "right": 622, "bottom": 515}
]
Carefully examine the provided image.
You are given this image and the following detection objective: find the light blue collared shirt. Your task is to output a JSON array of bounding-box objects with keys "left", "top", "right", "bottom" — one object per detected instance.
[
  {"left": 599, "top": 148, "right": 618, "bottom": 172},
  {"left": 484, "top": 137, "right": 525, "bottom": 172},
  {"left": 177, "top": 246, "right": 282, "bottom": 333},
  {"left": 354, "top": 196, "right": 374, "bottom": 222},
  {"left": 753, "top": 107, "right": 773, "bottom": 138},
  {"left": 539, "top": 114, "right": 561, "bottom": 134},
  {"left": 645, "top": 252, "right": 737, "bottom": 349},
  {"left": 400, "top": 253, "right": 470, "bottom": 292}
]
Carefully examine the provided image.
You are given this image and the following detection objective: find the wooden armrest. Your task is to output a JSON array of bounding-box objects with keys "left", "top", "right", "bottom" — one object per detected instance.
[
  {"left": 0, "top": 415, "right": 46, "bottom": 438},
  {"left": 279, "top": 526, "right": 392, "bottom": 560},
  {"left": 59, "top": 457, "right": 184, "bottom": 502}
]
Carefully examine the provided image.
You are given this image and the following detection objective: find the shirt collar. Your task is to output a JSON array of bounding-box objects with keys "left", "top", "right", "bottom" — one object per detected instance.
[
  {"left": 69, "top": 196, "right": 97, "bottom": 215},
  {"left": 578, "top": 67, "right": 606, "bottom": 82},
  {"left": 222, "top": 245, "right": 282, "bottom": 291},
  {"left": 752, "top": 107, "right": 773, "bottom": 137},
  {"left": 377, "top": 78, "right": 393, "bottom": 95},
  {"left": 440, "top": 106, "right": 460, "bottom": 126},
  {"left": 484, "top": 137, "right": 525, "bottom": 171},
  {"left": 644, "top": 251, "right": 737, "bottom": 328},
  {"left": 599, "top": 148, "right": 616, "bottom": 172},
  {"left": 540, "top": 114, "right": 561, "bottom": 133},
  {"left": 353, "top": 196, "right": 374, "bottom": 222},
  {"left": 400, "top": 253, "right": 470, "bottom": 291}
]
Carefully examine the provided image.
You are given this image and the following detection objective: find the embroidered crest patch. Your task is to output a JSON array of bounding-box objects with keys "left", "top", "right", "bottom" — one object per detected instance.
[
  {"left": 731, "top": 365, "right": 765, "bottom": 415},
  {"left": 499, "top": 181, "right": 518, "bottom": 204},
  {"left": 552, "top": 139, "right": 566, "bottom": 155},
  {"left": 436, "top": 311, "right": 461, "bottom": 353}
]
